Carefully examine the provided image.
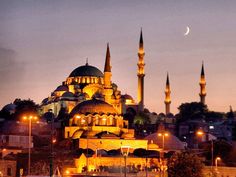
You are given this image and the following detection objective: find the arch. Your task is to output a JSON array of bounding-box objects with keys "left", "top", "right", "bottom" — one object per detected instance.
[{"left": 126, "top": 107, "right": 137, "bottom": 116}]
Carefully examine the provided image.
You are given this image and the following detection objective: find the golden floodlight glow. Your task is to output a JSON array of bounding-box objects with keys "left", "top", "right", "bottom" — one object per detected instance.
[
  {"left": 216, "top": 157, "right": 221, "bottom": 161},
  {"left": 65, "top": 170, "right": 70, "bottom": 174},
  {"left": 76, "top": 115, "right": 81, "bottom": 119},
  {"left": 52, "top": 138, "right": 57, "bottom": 144},
  {"left": 158, "top": 132, "right": 169, "bottom": 137},
  {"left": 2, "top": 148, "right": 6, "bottom": 152},
  {"left": 196, "top": 130, "right": 204, "bottom": 136}
]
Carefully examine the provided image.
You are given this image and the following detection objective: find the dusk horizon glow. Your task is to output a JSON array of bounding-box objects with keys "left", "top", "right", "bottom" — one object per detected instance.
[{"left": 0, "top": 0, "right": 236, "bottom": 114}]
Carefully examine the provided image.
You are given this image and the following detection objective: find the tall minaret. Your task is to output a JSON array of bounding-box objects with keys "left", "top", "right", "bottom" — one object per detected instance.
[
  {"left": 164, "top": 73, "right": 171, "bottom": 115},
  {"left": 199, "top": 62, "right": 206, "bottom": 104},
  {"left": 137, "top": 29, "right": 145, "bottom": 112},
  {"left": 103, "top": 43, "right": 113, "bottom": 103}
]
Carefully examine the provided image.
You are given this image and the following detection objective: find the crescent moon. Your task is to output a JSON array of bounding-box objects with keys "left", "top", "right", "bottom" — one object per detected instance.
[{"left": 184, "top": 26, "right": 190, "bottom": 36}]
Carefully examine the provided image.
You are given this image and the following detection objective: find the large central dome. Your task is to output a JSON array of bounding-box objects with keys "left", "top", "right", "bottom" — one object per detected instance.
[
  {"left": 69, "top": 63, "right": 104, "bottom": 78},
  {"left": 70, "top": 99, "right": 118, "bottom": 116}
]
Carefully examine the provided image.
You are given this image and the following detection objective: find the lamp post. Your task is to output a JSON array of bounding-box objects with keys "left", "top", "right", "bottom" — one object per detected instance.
[
  {"left": 23, "top": 115, "right": 38, "bottom": 176},
  {"left": 215, "top": 157, "right": 221, "bottom": 172},
  {"left": 158, "top": 132, "right": 168, "bottom": 177},
  {"left": 196, "top": 130, "right": 214, "bottom": 174},
  {"left": 158, "top": 132, "right": 169, "bottom": 151},
  {"left": 48, "top": 110, "right": 55, "bottom": 177},
  {"left": 121, "top": 146, "right": 130, "bottom": 177}
]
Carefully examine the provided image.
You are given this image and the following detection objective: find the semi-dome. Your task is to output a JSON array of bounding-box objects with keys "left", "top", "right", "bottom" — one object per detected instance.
[
  {"left": 121, "top": 94, "right": 134, "bottom": 100},
  {"left": 54, "top": 85, "right": 68, "bottom": 92},
  {"left": 69, "top": 63, "right": 104, "bottom": 78},
  {"left": 62, "top": 91, "right": 74, "bottom": 98},
  {"left": 70, "top": 99, "right": 117, "bottom": 116}
]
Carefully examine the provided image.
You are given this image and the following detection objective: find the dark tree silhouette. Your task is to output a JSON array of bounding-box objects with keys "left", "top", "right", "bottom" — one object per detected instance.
[
  {"left": 177, "top": 102, "right": 208, "bottom": 122},
  {"left": 168, "top": 151, "right": 204, "bottom": 177},
  {"left": 13, "top": 99, "right": 39, "bottom": 120}
]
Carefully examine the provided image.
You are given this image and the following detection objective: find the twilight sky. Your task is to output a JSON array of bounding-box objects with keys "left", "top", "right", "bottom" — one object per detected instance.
[{"left": 0, "top": 0, "right": 236, "bottom": 114}]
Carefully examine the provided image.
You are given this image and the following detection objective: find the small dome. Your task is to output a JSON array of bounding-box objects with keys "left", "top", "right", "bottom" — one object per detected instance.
[
  {"left": 147, "top": 143, "right": 159, "bottom": 150},
  {"left": 55, "top": 85, "right": 68, "bottom": 92},
  {"left": 62, "top": 91, "right": 74, "bottom": 98},
  {"left": 122, "top": 94, "right": 134, "bottom": 100},
  {"left": 69, "top": 63, "right": 104, "bottom": 78},
  {"left": 145, "top": 132, "right": 185, "bottom": 151},
  {"left": 70, "top": 99, "right": 117, "bottom": 116},
  {"left": 41, "top": 98, "right": 49, "bottom": 104}
]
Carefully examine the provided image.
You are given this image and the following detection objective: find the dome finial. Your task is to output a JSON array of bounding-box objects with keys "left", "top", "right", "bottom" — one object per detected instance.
[{"left": 86, "top": 58, "right": 89, "bottom": 66}]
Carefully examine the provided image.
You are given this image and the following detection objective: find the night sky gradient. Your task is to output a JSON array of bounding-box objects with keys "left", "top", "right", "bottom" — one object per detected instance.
[{"left": 0, "top": 0, "right": 236, "bottom": 113}]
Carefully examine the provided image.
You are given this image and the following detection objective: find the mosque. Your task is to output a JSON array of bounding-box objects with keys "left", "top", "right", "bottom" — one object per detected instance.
[
  {"left": 39, "top": 30, "right": 206, "bottom": 173},
  {"left": 40, "top": 31, "right": 145, "bottom": 117}
]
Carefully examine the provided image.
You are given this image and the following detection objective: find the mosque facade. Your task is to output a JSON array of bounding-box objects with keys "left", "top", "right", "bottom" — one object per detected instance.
[{"left": 40, "top": 36, "right": 144, "bottom": 117}]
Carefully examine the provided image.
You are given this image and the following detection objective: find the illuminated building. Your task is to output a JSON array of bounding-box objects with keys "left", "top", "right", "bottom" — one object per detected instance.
[{"left": 40, "top": 28, "right": 150, "bottom": 117}]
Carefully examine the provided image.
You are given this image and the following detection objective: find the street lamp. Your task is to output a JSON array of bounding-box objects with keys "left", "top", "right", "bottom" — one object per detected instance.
[
  {"left": 215, "top": 157, "right": 221, "bottom": 171},
  {"left": 158, "top": 132, "right": 169, "bottom": 177},
  {"left": 158, "top": 132, "right": 169, "bottom": 151},
  {"left": 48, "top": 110, "right": 55, "bottom": 177},
  {"left": 196, "top": 130, "right": 214, "bottom": 172},
  {"left": 121, "top": 146, "right": 130, "bottom": 177},
  {"left": 22, "top": 115, "right": 38, "bottom": 176}
]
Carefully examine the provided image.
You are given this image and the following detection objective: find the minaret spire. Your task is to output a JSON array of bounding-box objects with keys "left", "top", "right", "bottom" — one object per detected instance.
[
  {"left": 104, "top": 43, "right": 111, "bottom": 72},
  {"left": 199, "top": 61, "right": 206, "bottom": 104},
  {"left": 137, "top": 28, "right": 145, "bottom": 112},
  {"left": 103, "top": 43, "right": 113, "bottom": 104},
  {"left": 165, "top": 72, "right": 171, "bottom": 115}
]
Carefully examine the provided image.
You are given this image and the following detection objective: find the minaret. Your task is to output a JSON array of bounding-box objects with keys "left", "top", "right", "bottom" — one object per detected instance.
[
  {"left": 164, "top": 73, "right": 171, "bottom": 115},
  {"left": 199, "top": 62, "right": 206, "bottom": 104},
  {"left": 137, "top": 29, "right": 145, "bottom": 112},
  {"left": 103, "top": 43, "right": 113, "bottom": 103}
]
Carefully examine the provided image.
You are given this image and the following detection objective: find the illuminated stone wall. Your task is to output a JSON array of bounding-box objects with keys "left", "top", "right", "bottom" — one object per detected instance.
[
  {"left": 79, "top": 138, "right": 148, "bottom": 152},
  {"left": 75, "top": 156, "right": 150, "bottom": 173}
]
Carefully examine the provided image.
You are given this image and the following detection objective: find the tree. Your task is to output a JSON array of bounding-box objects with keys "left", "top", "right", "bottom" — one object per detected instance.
[
  {"left": 168, "top": 151, "right": 204, "bottom": 177},
  {"left": 205, "top": 111, "right": 224, "bottom": 122},
  {"left": 177, "top": 102, "right": 208, "bottom": 122},
  {"left": 133, "top": 112, "right": 151, "bottom": 136},
  {"left": 13, "top": 99, "right": 39, "bottom": 120},
  {"left": 133, "top": 111, "right": 150, "bottom": 125}
]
